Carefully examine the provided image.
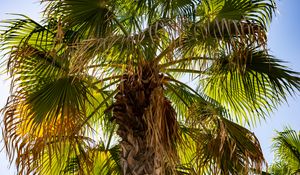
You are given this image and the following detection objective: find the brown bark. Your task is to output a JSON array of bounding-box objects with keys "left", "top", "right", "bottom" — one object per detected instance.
[{"left": 112, "top": 64, "right": 179, "bottom": 175}]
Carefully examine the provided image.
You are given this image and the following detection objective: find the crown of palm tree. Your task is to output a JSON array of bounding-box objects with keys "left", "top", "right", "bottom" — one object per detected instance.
[{"left": 1, "top": 0, "right": 299, "bottom": 174}]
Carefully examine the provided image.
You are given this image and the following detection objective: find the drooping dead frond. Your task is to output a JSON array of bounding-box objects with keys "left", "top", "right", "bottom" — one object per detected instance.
[
  {"left": 180, "top": 102, "right": 265, "bottom": 174},
  {"left": 144, "top": 87, "right": 180, "bottom": 171}
]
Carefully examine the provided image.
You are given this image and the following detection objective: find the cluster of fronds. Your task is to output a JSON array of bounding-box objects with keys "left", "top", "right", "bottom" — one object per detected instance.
[{"left": 0, "top": 0, "right": 300, "bottom": 174}]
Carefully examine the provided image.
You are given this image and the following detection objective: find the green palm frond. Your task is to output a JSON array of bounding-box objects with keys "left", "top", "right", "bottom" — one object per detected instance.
[
  {"left": 2, "top": 55, "right": 96, "bottom": 174},
  {"left": 179, "top": 0, "right": 275, "bottom": 58},
  {"left": 198, "top": 0, "right": 275, "bottom": 27},
  {"left": 164, "top": 79, "right": 200, "bottom": 119},
  {"left": 1, "top": 16, "right": 118, "bottom": 175},
  {"left": 43, "top": 0, "right": 116, "bottom": 38},
  {"left": 63, "top": 141, "right": 121, "bottom": 175},
  {"left": 42, "top": 0, "right": 196, "bottom": 38},
  {"left": 270, "top": 127, "right": 300, "bottom": 174},
  {"left": 0, "top": 14, "right": 55, "bottom": 49},
  {"left": 202, "top": 48, "right": 300, "bottom": 125},
  {"left": 21, "top": 137, "right": 95, "bottom": 175},
  {"left": 269, "top": 161, "right": 293, "bottom": 175}
]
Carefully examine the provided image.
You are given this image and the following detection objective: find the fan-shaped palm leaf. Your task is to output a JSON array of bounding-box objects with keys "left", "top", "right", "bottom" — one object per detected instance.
[
  {"left": 202, "top": 48, "right": 300, "bottom": 125},
  {"left": 270, "top": 127, "right": 300, "bottom": 175}
]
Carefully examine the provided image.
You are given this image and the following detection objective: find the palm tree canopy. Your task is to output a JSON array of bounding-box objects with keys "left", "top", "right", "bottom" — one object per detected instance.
[{"left": 1, "top": 0, "right": 300, "bottom": 174}]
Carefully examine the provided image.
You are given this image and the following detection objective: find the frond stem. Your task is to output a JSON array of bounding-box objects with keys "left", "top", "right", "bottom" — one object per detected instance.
[
  {"left": 165, "top": 68, "right": 207, "bottom": 74},
  {"left": 159, "top": 57, "right": 212, "bottom": 68}
]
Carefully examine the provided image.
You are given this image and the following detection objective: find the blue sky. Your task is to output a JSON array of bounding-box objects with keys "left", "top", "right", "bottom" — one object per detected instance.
[
  {"left": 252, "top": 0, "right": 300, "bottom": 163},
  {"left": 0, "top": 0, "right": 299, "bottom": 174}
]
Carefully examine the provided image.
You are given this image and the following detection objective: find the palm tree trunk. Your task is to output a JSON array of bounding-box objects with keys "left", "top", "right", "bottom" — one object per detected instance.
[
  {"left": 118, "top": 128, "right": 159, "bottom": 174},
  {"left": 112, "top": 65, "right": 179, "bottom": 175}
]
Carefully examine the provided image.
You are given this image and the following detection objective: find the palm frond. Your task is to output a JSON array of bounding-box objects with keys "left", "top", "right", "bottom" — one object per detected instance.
[
  {"left": 0, "top": 16, "right": 119, "bottom": 174},
  {"left": 63, "top": 141, "right": 121, "bottom": 175},
  {"left": 271, "top": 127, "right": 300, "bottom": 174},
  {"left": 179, "top": 0, "right": 275, "bottom": 60},
  {"left": 180, "top": 105, "right": 265, "bottom": 174},
  {"left": 198, "top": 0, "right": 275, "bottom": 28},
  {"left": 43, "top": 0, "right": 116, "bottom": 38},
  {"left": 202, "top": 48, "right": 300, "bottom": 125}
]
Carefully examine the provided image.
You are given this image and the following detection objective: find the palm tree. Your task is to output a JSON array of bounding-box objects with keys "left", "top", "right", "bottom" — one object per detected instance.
[
  {"left": 269, "top": 127, "right": 300, "bottom": 175},
  {"left": 1, "top": 0, "right": 300, "bottom": 174}
]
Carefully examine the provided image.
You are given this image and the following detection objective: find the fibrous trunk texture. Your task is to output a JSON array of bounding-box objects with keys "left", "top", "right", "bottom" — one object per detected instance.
[{"left": 112, "top": 64, "right": 179, "bottom": 175}]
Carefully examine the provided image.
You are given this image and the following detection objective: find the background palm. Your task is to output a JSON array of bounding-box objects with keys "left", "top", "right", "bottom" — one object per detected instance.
[
  {"left": 1, "top": 0, "right": 299, "bottom": 174},
  {"left": 268, "top": 127, "right": 300, "bottom": 175}
]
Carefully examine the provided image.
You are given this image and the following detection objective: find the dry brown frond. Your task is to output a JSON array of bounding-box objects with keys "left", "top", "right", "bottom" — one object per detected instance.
[
  {"left": 184, "top": 103, "right": 265, "bottom": 174},
  {"left": 1, "top": 88, "right": 94, "bottom": 174}
]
